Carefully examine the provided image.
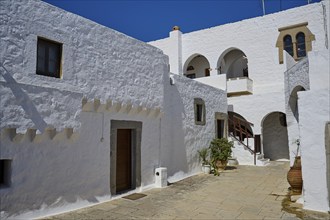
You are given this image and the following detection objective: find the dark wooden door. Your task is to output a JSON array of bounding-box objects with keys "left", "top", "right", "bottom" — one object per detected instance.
[
  {"left": 116, "top": 129, "right": 132, "bottom": 193},
  {"left": 205, "top": 68, "right": 210, "bottom": 77},
  {"left": 217, "top": 120, "right": 224, "bottom": 138}
]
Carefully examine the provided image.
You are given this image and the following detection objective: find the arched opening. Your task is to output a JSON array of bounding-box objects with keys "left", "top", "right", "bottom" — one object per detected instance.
[
  {"left": 262, "top": 112, "right": 289, "bottom": 160},
  {"left": 217, "top": 49, "right": 248, "bottom": 79},
  {"left": 183, "top": 54, "right": 210, "bottom": 79},
  {"left": 289, "top": 86, "right": 306, "bottom": 122},
  {"left": 296, "top": 32, "right": 306, "bottom": 58},
  {"left": 284, "top": 35, "right": 294, "bottom": 57}
]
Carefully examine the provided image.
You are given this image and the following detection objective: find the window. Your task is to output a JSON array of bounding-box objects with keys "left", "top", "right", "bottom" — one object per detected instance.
[
  {"left": 0, "top": 159, "right": 11, "bottom": 188},
  {"left": 296, "top": 32, "right": 306, "bottom": 58},
  {"left": 37, "top": 38, "right": 62, "bottom": 78},
  {"left": 283, "top": 35, "right": 294, "bottom": 57},
  {"left": 194, "top": 98, "right": 205, "bottom": 125},
  {"left": 276, "top": 22, "right": 315, "bottom": 64}
]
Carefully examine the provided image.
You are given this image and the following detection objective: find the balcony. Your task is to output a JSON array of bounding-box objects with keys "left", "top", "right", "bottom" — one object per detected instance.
[
  {"left": 227, "top": 77, "right": 253, "bottom": 97},
  {"left": 194, "top": 74, "right": 226, "bottom": 91}
]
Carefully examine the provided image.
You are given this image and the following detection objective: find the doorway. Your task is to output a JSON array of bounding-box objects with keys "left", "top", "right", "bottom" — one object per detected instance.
[
  {"left": 217, "top": 120, "right": 225, "bottom": 139},
  {"left": 215, "top": 112, "right": 227, "bottom": 139},
  {"left": 116, "top": 129, "right": 132, "bottom": 193},
  {"left": 110, "top": 120, "right": 142, "bottom": 195}
]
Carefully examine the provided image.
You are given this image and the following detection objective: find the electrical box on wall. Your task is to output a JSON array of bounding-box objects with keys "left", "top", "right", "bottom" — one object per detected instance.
[{"left": 155, "top": 167, "right": 167, "bottom": 188}]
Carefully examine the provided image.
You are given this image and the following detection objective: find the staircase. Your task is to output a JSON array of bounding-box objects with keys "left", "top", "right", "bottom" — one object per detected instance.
[{"left": 228, "top": 115, "right": 270, "bottom": 166}]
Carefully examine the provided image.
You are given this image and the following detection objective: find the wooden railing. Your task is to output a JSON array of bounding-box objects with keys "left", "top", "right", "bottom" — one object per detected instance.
[{"left": 228, "top": 115, "right": 257, "bottom": 165}]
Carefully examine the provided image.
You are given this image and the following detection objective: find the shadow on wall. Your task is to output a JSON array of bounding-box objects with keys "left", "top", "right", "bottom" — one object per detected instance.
[
  {"left": 0, "top": 65, "right": 47, "bottom": 132},
  {"left": 262, "top": 112, "right": 290, "bottom": 160},
  {"left": 0, "top": 113, "right": 108, "bottom": 218},
  {"left": 161, "top": 73, "right": 188, "bottom": 176}
]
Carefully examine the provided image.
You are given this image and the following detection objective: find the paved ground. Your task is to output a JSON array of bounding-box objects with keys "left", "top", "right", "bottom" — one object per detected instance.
[{"left": 43, "top": 162, "right": 330, "bottom": 219}]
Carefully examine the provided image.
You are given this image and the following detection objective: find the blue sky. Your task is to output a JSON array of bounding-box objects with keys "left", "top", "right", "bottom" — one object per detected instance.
[{"left": 43, "top": 0, "right": 320, "bottom": 42}]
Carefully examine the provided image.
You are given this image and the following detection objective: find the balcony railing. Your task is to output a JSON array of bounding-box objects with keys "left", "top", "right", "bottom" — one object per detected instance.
[
  {"left": 194, "top": 74, "right": 227, "bottom": 91},
  {"left": 227, "top": 77, "right": 253, "bottom": 97}
]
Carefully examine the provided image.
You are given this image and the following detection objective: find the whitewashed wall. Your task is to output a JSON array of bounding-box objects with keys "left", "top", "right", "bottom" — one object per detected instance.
[
  {"left": 0, "top": 0, "right": 167, "bottom": 133},
  {"left": 0, "top": 0, "right": 228, "bottom": 218},
  {"left": 149, "top": 2, "right": 326, "bottom": 93},
  {"left": 0, "top": 110, "right": 163, "bottom": 219},
  {"left": 149, "top": 2, "right": 328, "bottom": 163},
  {"left": 161, "top": 74, "right": 227, "bottom": 179},
  {"left": 298, "top": 49, "right": 330, "bottom": 213},
  {"left": 298, "top": 0, "right": 330, "bottom": 213},
  {"left": 284, "top": 55, "right": 310, "bottom": 165},
  {"left": 1, "top": 0, "right": 167, "bottom": 218}
]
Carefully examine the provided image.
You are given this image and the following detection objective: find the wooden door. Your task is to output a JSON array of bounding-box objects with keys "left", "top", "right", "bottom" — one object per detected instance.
[
  {"left": 116, "top": 129, "right": 132, "bottom": 193},
  {"left": 205, "top": 68, "right": 210, "bottom": 77},
  {"left": 217, "top": 120, "right": 224, "bottom": 138}
]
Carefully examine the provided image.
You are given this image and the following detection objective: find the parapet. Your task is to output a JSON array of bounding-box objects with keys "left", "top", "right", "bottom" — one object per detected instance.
[{"left": 0, "top": 127, "right": 77, "bottom": 143}]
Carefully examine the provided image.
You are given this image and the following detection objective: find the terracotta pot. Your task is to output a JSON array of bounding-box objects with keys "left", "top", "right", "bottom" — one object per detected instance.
[
  {"left": 287, "top": 156, "right": 302, "bottom": 193},
  {"left": 216, "top": 160, "right": 227, "bottom": 171}
]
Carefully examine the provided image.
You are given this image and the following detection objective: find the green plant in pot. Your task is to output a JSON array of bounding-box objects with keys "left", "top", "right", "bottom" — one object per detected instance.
[
  {"left": 209, "top": 138, "right": 233, "bottom": 176},
  {"left": 197, "top": 148, "right": 211, "bottom": 174}
]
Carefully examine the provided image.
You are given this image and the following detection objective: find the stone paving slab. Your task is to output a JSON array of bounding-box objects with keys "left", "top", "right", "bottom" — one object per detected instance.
[{"left": 42, "top": 162, "right": 330, "bottom": 220}]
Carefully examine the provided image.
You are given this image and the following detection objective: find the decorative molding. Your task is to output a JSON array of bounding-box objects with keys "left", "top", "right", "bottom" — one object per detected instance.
[
  {"left": 81, "top": 98, "right": 163, "bottom": 118},
  {"left": 0, "top": 127, "right": 77, "bottom": 143}
]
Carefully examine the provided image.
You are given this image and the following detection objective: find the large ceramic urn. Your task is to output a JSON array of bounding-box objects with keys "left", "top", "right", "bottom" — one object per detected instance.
[{"left": 287, "top": 156, "right": 303, "bottom": 193}]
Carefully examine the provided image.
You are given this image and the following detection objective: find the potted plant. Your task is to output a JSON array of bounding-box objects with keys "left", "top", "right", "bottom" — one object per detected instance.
[
  {"left": 287, "top": 139, "right": 302, "bottom": 193},
  {"left": 209, "top": 138, "right": 233, "bottom": 175},
  {"left": 197, "top": 148, "right": 211, "bottom": 174}
]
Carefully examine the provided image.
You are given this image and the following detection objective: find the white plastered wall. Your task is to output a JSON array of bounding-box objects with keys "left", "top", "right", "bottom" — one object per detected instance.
[
  {"left": 298, "top": 49, "right": 330, "bottom": 213},
  {"left": 161, "top": 73, "right": 227, "bottom": 180},
  {"left": 0, "top": 110, "right": 163, "bottom": 219},
  {"left": 149, "top": 2, "right": 327, "bottom": 164},
  {"left": 0, "top": 0, "right": 167, "bottom": 217},
  {"left": 0, "top": 0, "right": 167, "bottom": 133},
  {"left": 0, "top": 0, "right": 228, "bottom": 218}
]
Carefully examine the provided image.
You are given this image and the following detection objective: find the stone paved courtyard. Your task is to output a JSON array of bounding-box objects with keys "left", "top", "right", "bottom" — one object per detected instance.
[{"left": 42, "top": 162, "right": 330, "bottom": 219}]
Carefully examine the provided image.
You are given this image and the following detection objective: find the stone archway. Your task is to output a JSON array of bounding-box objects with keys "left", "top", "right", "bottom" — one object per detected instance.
[
  {"left": 183, "top": 54, "right": 210, "bottom": 79},
  {"left": 217, "top": 48, "right": 249, "bottom": 79},
  {"left": 262, "top": 112, "right": 289, "bottom": 160},
  {"left": 289, "top": 86, "right": 306, "bottom": 122}
]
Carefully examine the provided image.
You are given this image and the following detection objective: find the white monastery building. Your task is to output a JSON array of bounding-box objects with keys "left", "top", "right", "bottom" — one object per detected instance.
[
  {"left": 0, "top": 0, "right": 329, "bottom": 218},
  {"left": 150, "top": 0, "right": 330, "bottom": 213}
]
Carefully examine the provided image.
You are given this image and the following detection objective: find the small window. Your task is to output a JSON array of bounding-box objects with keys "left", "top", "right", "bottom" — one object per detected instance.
[
  {"left": 187, "top": 65, "right": 194, "bottom": 71},
  {"left": 296, "top": 32, "right": 306, "bottom": 58},
  {"left": 276, "top": 22, "right": 315, "bottom": 64},
  {"left": 37, "top": 38, "right": 62, "bottom": 78},
  {"left": 186, "top": 73, "right": 196, "bottom": 79},
  {"left": 194, "top": 98, "right": 206, "bottom": 125},
  {"left": 283, "top": 35, "right": 294, "bottom": 57},
  {"left": 0, "top": 159, "right": 12, "bottom": 188}
]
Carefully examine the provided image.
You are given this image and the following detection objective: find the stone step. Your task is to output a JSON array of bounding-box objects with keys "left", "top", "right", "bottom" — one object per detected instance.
[
  {"left": 257, "top": 153, "right": 264, "bottom": 160},
  {"left": 257, "top": 158, "right": 270, "bottom": 166}
]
